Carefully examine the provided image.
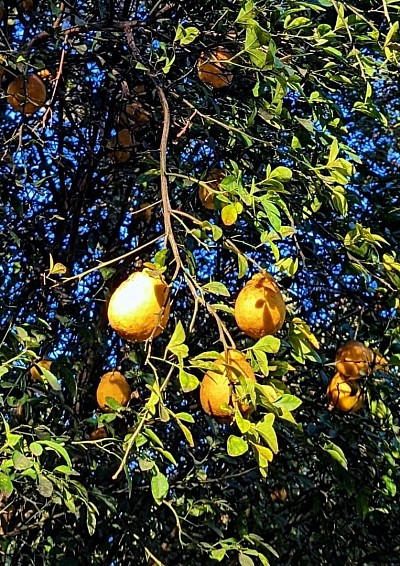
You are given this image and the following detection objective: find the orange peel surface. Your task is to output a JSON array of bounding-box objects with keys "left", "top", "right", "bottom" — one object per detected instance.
[
  {"left": 234, "top": 273, "right": 286, "bottom": 339},
  {"left": 96, "top": 371, "right": 131, "bottom": 411},
  {"left": 108, "top": 271, "right": 170, "bottom": 342},
  {"left": 200, "top": 350, "right": 256, "bottom": 421}
]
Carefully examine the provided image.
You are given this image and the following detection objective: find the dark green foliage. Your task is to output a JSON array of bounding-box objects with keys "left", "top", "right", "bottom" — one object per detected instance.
[{"left": 1, "top": 1, "right": 399, "bottom": 564}]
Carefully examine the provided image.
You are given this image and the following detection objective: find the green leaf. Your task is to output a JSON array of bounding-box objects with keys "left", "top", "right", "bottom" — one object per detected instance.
[
  {"left": 0, "top": 472, "right": 13, "bottom": 497},
  {"left": 210, "top": 303, "right": 235, "bottom": 316},
  {"left": 154, "top": 447, "right": 177, "bottom": 466},
  {"left": 166, "top": 321, "right": 186, "bottom": 352},
  {"left": 253, "top": 336, "right": 280, "bottom": 354},
  {"left": 29, "top": 442, "right": 43, "bottom": 456},
  {"left": 202, "top": 281, "right": 231, "bottom": 297},
  {"left": 356, "top": 489, "right": 370, "bottom": 519},
  {"left": 174, "top": 24, "right": 200, "bottom": 45},
  {"left": 235, "top": 410, "right": 251, "bottom": 434},
  {"left": 258, "top": 553, "right": 271, "bottom": 566},
  {"left": 86, "top": 502, "right": 98, "bottom": 535},
  {"left": 252, "top": 443, "right": 274, "bottom": 468},
  {"left": 285, "top": 17, "right": 311, "bottom": 30},
  {"left": 255, "top": 384, "right": 279, "bottom": 404},
  {"left": 235, "top": 0, "right": 255, "bottom": 25},
  {"left": 53, "top": 465, "right": 80, "bottom": 476},
  {"left": 210, "top": 548, "right": 226, "bottom": 561},
  {"left": 239, "top": 553, "right": 255, "bottom": 566},
  {"left": 0, "top": 366, "right": 9, "bottom": 377},
  {"left": 174, "top": 412, "right": 195, "bottom": 423},
  {"left": 99, "top": 266, "right": 116, "bottom": 281},
  {"left": 6, "top": 433, "right": 22, "bottom": 447},
  {"left": 328, "top": 138, "right": 339, "bottom": 164},
  {"left": 12, "top": 451, "right": 33, "bottom": 471},
  {"left": 39, "top": 367, "right": 61, "bottom": 391},
  {"left": 323, "top": 442, "right": 348, "bottom": 470},
  {"left": 227, "top": 435, "right": 249, "bottom": 457},
  {"left": 151, "top": 471, "right": 169, "bottom": 505},
  {"left": 176, "top": 420, "right": 194, "bottom": 447},
  {"left": 253, "top": 349, "right": 269, "bottom": 376},
  {"left": 144, "top": 428, "right": 164, "bottom": 448},
  {"left": 261, "top": 200, "right": 282, "bottom": 232},
  {"left": 238, "top": 253, "right": 248, "bottom": 279},
  {"left": 38, "top": 474, "right": 53, "bottom": 498},
  {"left": 39, "top": 440, "right": 72, "bottom": 467},
  {"left": 384, "top": 21, "right": 399, "bottom": 48},
  {"left": 139, "top": 458, "right": 155, "bottom": 471},
  {"left": 382, "top": 475, "right": 397, "bottom": 497},
  {"left": 255, "top": 414, "right": 278, "bottom": 453},
  {"left": 273, "top": 394, "right": 302, "bottom": 411},
  {"left": 221, "top": 204, "right": 238, "bottom": 226},
  {"left": 269, "top": 166, "right": 292, "bottom": 182},
  {"left": 179, "top": 370, "right": 200, "bottom": 393}
]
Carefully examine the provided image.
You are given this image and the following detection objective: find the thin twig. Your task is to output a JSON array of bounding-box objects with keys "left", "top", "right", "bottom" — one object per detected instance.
[
  {"left": 178, "top": 95, "right": 275, "bottom": 148},
  {"left": 382, "top": 0, "right": 392, "bottom": 23},
  {"left": 112, "top": 409, "right": 150, "bottom": 480},
  {"left": 42, "top": 32, "right": 69, "bottom": 128},
  {"left": 51, "top": 234, "right": 164, "bottom": 287}
]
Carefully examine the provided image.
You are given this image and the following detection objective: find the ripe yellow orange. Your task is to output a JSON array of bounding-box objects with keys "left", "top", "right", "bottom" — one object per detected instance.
[
  {"left": 30, "top": 359, "right": 52, "bottom": 382},
  {"left": 200, "top": 350, "right": 256, "bottom": 421},
  {"left": 7, "top": 74, "right": 46, "bottom": 114},
  {"left": 327, "top": 373, "right": 364, "bottom": 412},
  {"left": 234, "top": 273, "right": 286, "bottom": 339},
  {"left": 197, "top": 47, "right": 234, "bottom": 89},
  {"left": 96, "top": 371, "right": 131, "bottom": 411},
  {"left": 335, "top": 340, "right": 374, "bottom": 379},
  {"left": 107, "top": 270, "right": 170, "bottom": 342},
  {"left": 199, "top": 169, "right": 225, "bottom": 210}
]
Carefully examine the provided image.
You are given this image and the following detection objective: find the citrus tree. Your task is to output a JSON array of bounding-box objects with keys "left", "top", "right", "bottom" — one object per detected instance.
[{"left": 1, "top": 0, "right": 400, "bottom": 564}]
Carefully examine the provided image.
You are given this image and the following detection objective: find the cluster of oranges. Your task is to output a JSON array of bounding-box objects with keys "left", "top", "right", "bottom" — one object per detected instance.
[
  {"left": 327, "top": 340, "right": 388, "bottom": 413},
  {"left": 105, "top": 269, "right": 285, "bottom": 416},
  {"left": 200, "top": 272, "right": 286, "bottom": 422}
]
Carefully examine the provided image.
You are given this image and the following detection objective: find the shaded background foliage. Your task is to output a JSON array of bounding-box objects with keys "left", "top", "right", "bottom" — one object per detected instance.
[{"left": 1, "top": 0, "right": 400, "bottom": 564}]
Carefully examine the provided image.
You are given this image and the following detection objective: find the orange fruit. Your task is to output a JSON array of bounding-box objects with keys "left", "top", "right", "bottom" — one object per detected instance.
[
  {"left": 7, "top": 74, "right": 46, "bottom": 114},
  {"left": 270, "top": 487, "right": 288, "bottom": 502},
  {"left": 199, "top": 169, "right": 225, "bottom": 210},
  {"left": 121, "top": 100, "right": 150, "bottom": 125},
  {"left": 96, "top": 371, "right": 131, "bottom": 411},
  {"left": 197, "top": 47, "right": 234, "bottom": 89},
  {"left": 327, "top": 373, "right": 364, "bottom": 412},
  {"left": 30, "top": 359, "right": 52, "bottom": 382},
  {"left": 107, "top": 270, "right": 170, "bottom": 342},
  {"left": 374, "top": 353, "right": 389, "bottom": 372},
  {"left": 89, "top": 427, "right": 107, "bottom": 440},
  {"left": 200, "top": 350, "right": 256, "bottom": 421},
  {"left": 109, "top": 128, "right": 134, "bottom": 162},
  {"left": 234, "top": 273, "right": 286, "bottom": 339},
  {"left": 136, "top": 202, "right": 152, "bottom": 223},
  {"left": 20, "top": 0, "right": 34, "bottom": 10},
  {"left": 335, "top": 340, "right": 374, "bottom": 379},
  {"left": 37, "top": 69, "right": 53, "bottom": 81}
]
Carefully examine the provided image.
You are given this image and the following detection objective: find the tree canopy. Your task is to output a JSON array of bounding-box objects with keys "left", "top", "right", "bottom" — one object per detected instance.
[{"left": 1, "top": 1, "right": 400, "bottom": 564}]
